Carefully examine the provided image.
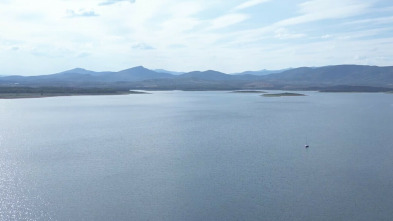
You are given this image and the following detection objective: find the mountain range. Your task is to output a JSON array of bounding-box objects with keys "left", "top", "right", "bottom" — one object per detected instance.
[{"left": 1, "top": 65, "right": 393, "bottom": 91}]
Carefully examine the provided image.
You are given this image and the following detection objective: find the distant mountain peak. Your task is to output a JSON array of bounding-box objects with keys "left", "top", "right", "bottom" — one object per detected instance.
[
  {"left": 63, "top": 67, "right": 87, "bottom": 72},
  {"left": 205, "top": 70, "right": 222, "bottom": 73},
  {"left": 132, "top": 65, "right": 149, "bottom": 70},
  {"left": 187, "top": 70, "right": 225, "bottom": 74},
  {"left": 59, "top": 67, "right": 93, "bottom": 75},
  {"left": 119, "top": 66, "right": 149, "bottom": 72},
  {"left": 70, "top": 67, "right": 87, "bottom": 71},
  {"left": 178, "top": 70, "right": 231, "bottom": 81}
]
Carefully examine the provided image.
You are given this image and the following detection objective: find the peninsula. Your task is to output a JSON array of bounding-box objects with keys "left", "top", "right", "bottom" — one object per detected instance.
[{"left": 0, "top": 87, "right": 147, "bottom": 99}]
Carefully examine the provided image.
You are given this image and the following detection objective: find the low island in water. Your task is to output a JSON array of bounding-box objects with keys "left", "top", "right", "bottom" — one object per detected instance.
[
  {"left": 262, "top": 92, "right": 306, "bottom": 97},
  {"left": 232, "top": 90, "right": 267, "bottom": 93}
]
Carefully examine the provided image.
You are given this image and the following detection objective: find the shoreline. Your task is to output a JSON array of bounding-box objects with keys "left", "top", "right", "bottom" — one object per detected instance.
[{"left": 0, "top": 90, "right": 149, "bottom": 99}]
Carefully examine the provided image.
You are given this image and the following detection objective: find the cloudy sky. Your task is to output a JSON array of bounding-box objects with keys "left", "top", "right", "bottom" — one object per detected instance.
[{"left": 1, "top": 0, "right": 393, "bottom": 75}]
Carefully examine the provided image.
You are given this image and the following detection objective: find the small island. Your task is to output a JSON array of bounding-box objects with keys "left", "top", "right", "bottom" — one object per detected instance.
[
  {"left": 232, "top": 90, "right": 267, "bottom": 93},
  {"left": 262, "top": 92, "right": 306, "bottom": 97},
  {"left": 0, "top": 87, "right": 149, "bottom": 99}
]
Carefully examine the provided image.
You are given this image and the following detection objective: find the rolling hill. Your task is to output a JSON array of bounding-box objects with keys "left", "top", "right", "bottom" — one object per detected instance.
[{"left": 260, "top": 65, "right": 393, "bottom": 87}]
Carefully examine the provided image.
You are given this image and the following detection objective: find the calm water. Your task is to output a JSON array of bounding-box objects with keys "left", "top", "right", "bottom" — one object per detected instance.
[{"left": 1, "top": 91, "right": 393, "bottom": 221}]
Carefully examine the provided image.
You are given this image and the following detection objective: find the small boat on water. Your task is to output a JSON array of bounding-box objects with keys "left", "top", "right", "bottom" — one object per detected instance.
[{"left": 305, "top": 137, "right": 309, "bottom": 148}]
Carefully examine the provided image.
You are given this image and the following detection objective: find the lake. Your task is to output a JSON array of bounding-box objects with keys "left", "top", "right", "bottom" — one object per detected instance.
[{"left": 1, "top": 91, "right": 393, "bottom": 220}]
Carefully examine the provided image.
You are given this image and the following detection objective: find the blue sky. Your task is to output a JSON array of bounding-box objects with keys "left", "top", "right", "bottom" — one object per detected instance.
[{"left": 1, "top": 0, "right": 393, "bottom": 75}]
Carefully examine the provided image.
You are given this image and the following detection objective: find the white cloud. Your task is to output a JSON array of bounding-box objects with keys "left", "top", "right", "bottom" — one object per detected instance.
[
  {"left": 275, "top": 0, "right": 372, "bottom": 27},
  {"left": 335, "top": 27, "right": 393, "bottom": 40},
  {"left": 321, "top": 34, "right": 332, "bottom": 39},
  {"left": 233, "top": 0, "right": 271, "bottom": 11},
  {"left": 218, "top": 0, "right": 376, "bottom": 48},
  {"left": 132, "top": 43, "right": 155, "bottom": 50},
  {"left": 343, "top": 16, "right": 393, "bottom": 25},
  {"left": 209, "top": 13, "right": 249, "bottom": 30},
  {"left": 99, "top": 0, "right": 135, "bottom": 6},
  {"left": 66, "top": 9, "right": 99, "bottom": 17},
  {"left": 274, "top": 28, "right": 305, "bottom": 39}
]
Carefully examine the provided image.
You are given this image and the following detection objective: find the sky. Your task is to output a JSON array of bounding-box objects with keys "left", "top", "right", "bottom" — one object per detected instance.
[{"left": 1, "top": 0, "right": 393, "bottom": 75}]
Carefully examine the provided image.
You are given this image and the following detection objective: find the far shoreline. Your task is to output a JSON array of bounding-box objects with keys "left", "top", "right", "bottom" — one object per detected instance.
[{"left": 0, "top": 88, "right": 149, "bottom": 99}]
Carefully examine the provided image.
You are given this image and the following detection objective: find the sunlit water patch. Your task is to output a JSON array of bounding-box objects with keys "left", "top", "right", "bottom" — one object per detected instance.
[{"left": 0, "top": 131, "right": 53, "bottom": 220}]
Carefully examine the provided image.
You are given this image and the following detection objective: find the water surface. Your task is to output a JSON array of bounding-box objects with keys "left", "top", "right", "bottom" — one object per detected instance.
[{"left": 1, "top": 91, "right": 393, "bottom": 220}]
